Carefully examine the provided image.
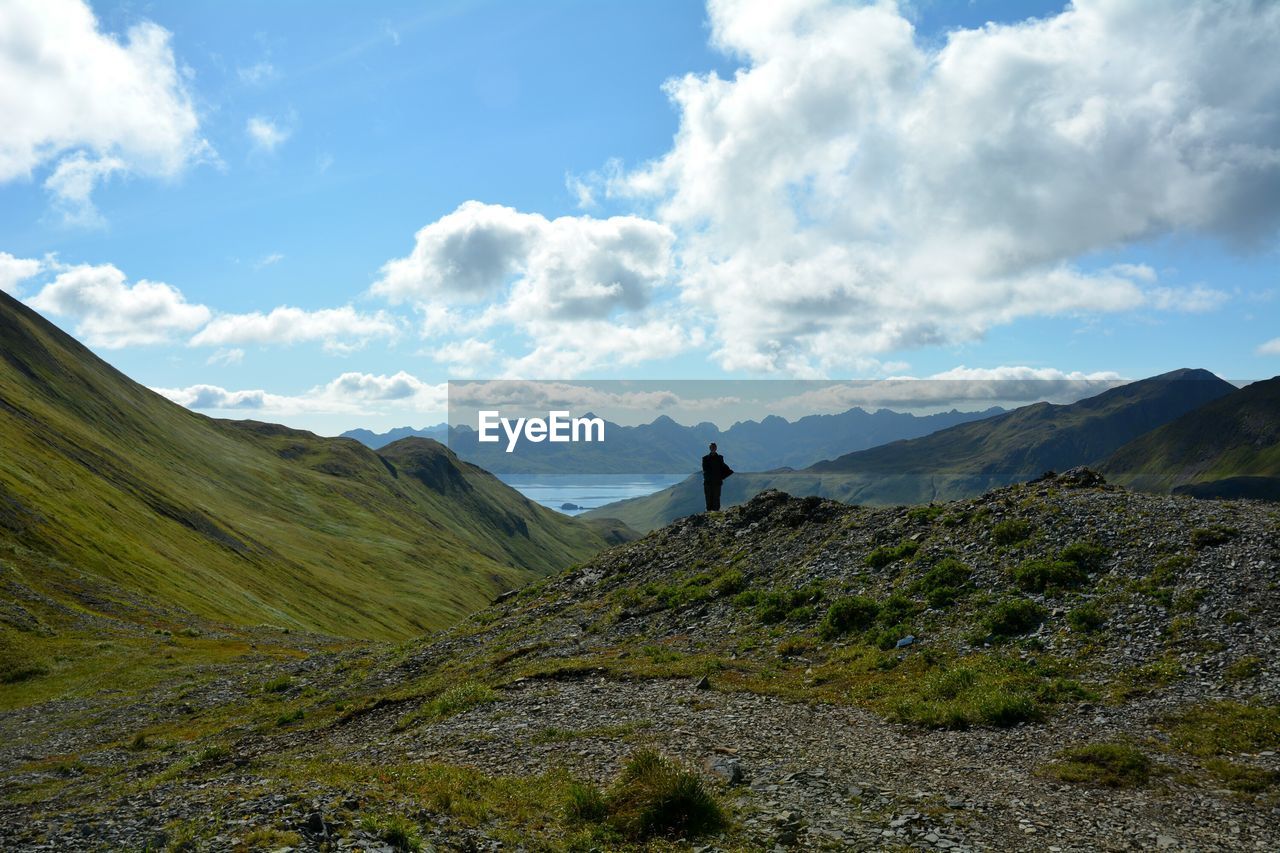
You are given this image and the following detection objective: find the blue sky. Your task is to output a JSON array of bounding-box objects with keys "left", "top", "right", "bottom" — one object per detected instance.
[{"left": 2, "top": 0, "right": 1277, "bottom": 434}]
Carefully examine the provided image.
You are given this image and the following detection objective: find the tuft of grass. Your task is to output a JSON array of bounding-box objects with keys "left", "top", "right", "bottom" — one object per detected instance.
[
  {"left": 984, "top": 598, "right": 1046, "bottom": 638},
  {"left": 1150, "top": 554, "right": 1190, "bottom": 586},
  {"left": 1067, "top": 602, "right": 1106, "bottom": 633},
  {"left": 126, "top": 732, "right": 149, "bottom": 751},
  {"left": 776, "top": 636, "right": 816, "bottom": 657},
  {"left": 1171, "top": 588, "right": 1206, "bottom": 614},
  {"left": 1190, "top": 525, "right": 1237, "bottom": 550},
  {"left": 360, "top": 814, "right": 422, "bottom": 852},
  {"left": 164, "top": 818, "right": 210, "bottom": 852},
  {"left": 397, "top": 681, "right": 499, "bottom": 731},
  {"left": 602, "top": 749, "right": 727, "bottom": 841},
  {"left": 886, "top": 657, "right": 1046, "bottom": 728},
  {"left": 262, "top": 675, "right": 292, "bottom": 694},
  {"left": 1204, "top": 759, "right": 1280, "bottom": 794},
  {"left": 239, "top": 829, "right": 302, "bottom": 849},
  {"left": 276, "top": 707, "right": 305, "bottom": 727},
  {"left": 865, "top": 539, "right": 919, "bottom": 568},
  {"left": 992, "top": 519, "right": 1033, "bottom": 546},
  {"left": 1223, "top": 609, "right": 1249, "bottom": 625},
  {"left": 1163, "top": 701, "right": 1280, "bottom": 757},
  {"left": 819, "top": 595, "right": 879, "bottom": 638},
  {"left": 0, "top": 637, "right": 50, "bottom": 685},
  {"left": 564, "top": 781, "right": 608, "bottom": 823},
  {"left": 1223, "top": 656, "right": 1263, "bottom": 682},
  {"left": 1109, "top": 656, "right": 1185, "bottom": 702},
  {"left": 907, "top": 504, "right": 945, "bottom": 523},
  {"left": 1046, "top": 743, "right": 1152, "bottom": 788}
]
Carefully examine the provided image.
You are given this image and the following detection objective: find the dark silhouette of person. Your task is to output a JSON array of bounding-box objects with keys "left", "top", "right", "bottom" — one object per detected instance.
[{"left": 702, "top": 442, "right": 733, "bottom": 512}]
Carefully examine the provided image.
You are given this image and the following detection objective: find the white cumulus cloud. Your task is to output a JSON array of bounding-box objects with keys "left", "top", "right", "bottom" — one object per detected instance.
[
  {"left": 190, "top": 305, "right": 400, "bottom": 353},
  {"left": 0, "top": 253, "right": 42, "bottom": 296},
  {"left": 373, "top": 200, "right": 689, "bottom": 375},
  {"left": 155, "top": 371, "right": 447, "bottom": 418},
  {"left": 598, "top": 0, "right": 1280, "bottom": 373},
  {"left": 0, "top": 0, "right": 210, "bottom": 217},
  {"left": 1257, "top": 338, "right": 1280, "bottom": 356},
  {"left": 26, "top": 262, "right": 211, "bottom": 348}
]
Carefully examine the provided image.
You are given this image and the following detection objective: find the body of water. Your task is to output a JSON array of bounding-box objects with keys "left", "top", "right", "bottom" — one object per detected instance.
[{"left": 497, "top": 473, "right": 686, "bottom": 515}]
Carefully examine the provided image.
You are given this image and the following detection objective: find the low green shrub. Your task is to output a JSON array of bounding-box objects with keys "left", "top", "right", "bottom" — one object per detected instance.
[
  {"left": 865, "top": 539, "right": 919, "bottom": 568},
  {"left": 877, "top": 593, "right": 920, "bottom": 627},
  {"left": 819, "top": 595, "right": 880, "bottom": 638},
  {"left": 755, "top": 583, "right": 823, "bottom": 624},
  {"left": 1059, "top": 541, "right": 1109, "bottom": 572},
  {"left": 711, "top": 570, "right": 746, "bottom": 597},
  {"left": 262, "top": 675, "right": 292, "bottom": 693},
  {"left": 992, "top": 519, "right": 1034, "bottom": 546},
  {"left": 1067, "top": 602, "right": 1106, "bottom": 633},
  {"left": 913, "top": 558, "right": 972, "bottom": 608},
  {"left": 430, "top": 682, "right": 499, "bottom": 718},
  {"left": 907, "top": 505, "right": 945, "bottom": 522},
  {"left": 985, "top": 598, "right": 1046, "bottom": 638},
  {"left": 1011, "top": 558, "right": 1085, "bottom": 593}
]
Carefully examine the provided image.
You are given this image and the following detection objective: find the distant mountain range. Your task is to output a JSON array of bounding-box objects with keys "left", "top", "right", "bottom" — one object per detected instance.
[
  {"left": 0, "top": 292, "right": 621, "bottom": 641},
  {"left": 344, "top": 406, "right": 1007, "bottom": 474},
  {"left": 586, "top": 368, "right": 1243, "bottom": 531},
  {"left": 1103, "top": 375, "right": 1280, "bottom": 500},
  {"left": 341, "top": 424, "right": 449, "bottom": 448}
]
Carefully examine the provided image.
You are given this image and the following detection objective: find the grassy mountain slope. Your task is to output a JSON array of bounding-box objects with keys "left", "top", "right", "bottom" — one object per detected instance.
[
  {"left": 1102, "top": 376, "right": 1280, "bottom": 496},
  {"left": 586, "top": 369, "right": 1235, "bottom": 531},
  {"left": 0, "top": 292, "right": 614, "bottom": 642}
]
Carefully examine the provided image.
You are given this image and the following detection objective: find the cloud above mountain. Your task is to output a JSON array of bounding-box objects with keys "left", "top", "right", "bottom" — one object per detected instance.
[
  {"left": 155, "top": 370, "right": 446, "bottom": 417},
  {"left": 0, "top": 0, "right": 211, "bottom": 222},
  {"left": 377, "top": 0, "right": 1276, "bottom": 376},
  {"left": 26, "top": 262, "right": 211, "bottom": 348},
  {"left": 373, "top": 201, "right": 692, "bottom": 375}
]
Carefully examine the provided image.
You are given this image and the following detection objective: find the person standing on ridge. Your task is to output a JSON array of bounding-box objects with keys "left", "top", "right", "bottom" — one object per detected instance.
[{"left": 702, "top": 442, "right": 733, "bottom": 512}]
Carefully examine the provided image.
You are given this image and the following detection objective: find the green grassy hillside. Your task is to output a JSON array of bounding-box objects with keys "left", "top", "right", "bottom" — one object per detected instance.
[
  {"left": 587, "top": 369, "right": 1235, "bottom": 531},
  {"left": 0, "top": 292, "right": 616, "bottom": 642},
  {"left": 1102, "top": 375, "right": 1280, "bottom": 494}
]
